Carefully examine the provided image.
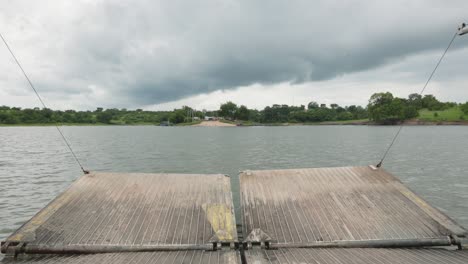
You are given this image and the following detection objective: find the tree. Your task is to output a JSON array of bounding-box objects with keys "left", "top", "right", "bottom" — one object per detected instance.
[
  {"left": 369, "top": 92, "right": 393, "bottom": 106},
  {"left": 169, "top": 109, "right": 186, "bottom": 123},
  {"left": 219, "top": 102, "right": 238, "bottom": 119},
  {"left": 347, "top": 105, "right": 357, "bottom": 112},
  {"left": 306, "top": 108, "right": 327, "bottom": 122},
  {"left": 40, "top": 108, "right": 54, "bottom": 122},
  {"left": 248, "top": 109, "right": 261, "bottom": 122},
  {"left": 336, "top": 106, "right": 345, "bottom": 113},
  {"left": 337, "top": 112, "right": 353, "bottom": 120},
  {"left": 404, "top": 104, "right": 419, "bottom": 120},
  {"left": 368, "top": 92, "right": 418, "bottom": 124},
  {"left": 307, "top": 101, "right": 319, "bottom": 110},
  {"left": 236, "top": 105, "right": 249, "bottom": 120},
  {"left": 3, "top": 114, "right": 19, "bottom": 124},
  {"left": 97, "top": 111, "right": 113, "bottom": 124},
  {"left": 330, "top": 104, "right": 338, "bottom": 109},
  {"left": 421, "top": 95, "right": 442, "bottom": 110},
  {"left": 346, "top": 105, "right": 369, "bottom": 119},
  {"left": 368, "top": 92, "right": 399, "bottom": 124},
  {"left": 289, "top": 111, "right": 308, "bottom": 122},
  {"left": 408, "top": 93, "right": 422, "bottom": 109}
]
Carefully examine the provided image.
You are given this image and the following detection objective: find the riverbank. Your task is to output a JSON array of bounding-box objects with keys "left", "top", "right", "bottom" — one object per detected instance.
[
  {"left": 402, "top": 120, "right": 468, "bottom": 126},
  {"left": 209, "top": 119, "right": 468, "bottom": 126},
  {"left": 2, "top": 119, "right": 468, "bottom": 127}
]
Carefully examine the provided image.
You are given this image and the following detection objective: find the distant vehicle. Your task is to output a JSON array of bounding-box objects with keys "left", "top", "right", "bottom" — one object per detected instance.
[
  {"left": 204, "top": 116, "right": 218, "bottom": 121},
  {"left": 159, "top": 121, "right": 173, "bottom": 126}
]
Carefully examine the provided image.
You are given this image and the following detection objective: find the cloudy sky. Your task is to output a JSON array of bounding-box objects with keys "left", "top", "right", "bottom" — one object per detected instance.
[{"left": 1, "top": 0, "right": 468, "bottom": 111}]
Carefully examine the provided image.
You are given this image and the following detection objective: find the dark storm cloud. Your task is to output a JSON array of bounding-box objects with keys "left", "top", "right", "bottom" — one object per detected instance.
[{"left": 2, "top": 0, "right": 468, "bottom": 106}]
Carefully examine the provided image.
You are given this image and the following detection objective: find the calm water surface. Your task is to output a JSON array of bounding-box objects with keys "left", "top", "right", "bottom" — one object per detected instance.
[{"left": 1, "top": 126, "right": 468, "bottom": 242}]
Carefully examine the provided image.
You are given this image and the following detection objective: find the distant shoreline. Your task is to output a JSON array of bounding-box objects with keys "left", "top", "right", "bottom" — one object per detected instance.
[
  {"left": 201, "top": 119, "right": 468, "bottom": 126},
  {"left": 2, "top": 120, "right": 468, "bottom": 127}
]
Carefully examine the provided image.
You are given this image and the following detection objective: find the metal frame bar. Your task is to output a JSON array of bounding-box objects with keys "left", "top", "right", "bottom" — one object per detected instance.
[
  {"left": 268, "top": 237, "right": 453, "bottom": 249},
  {"left": 8, "top": 244, "right": 215, "bottom": 255}
]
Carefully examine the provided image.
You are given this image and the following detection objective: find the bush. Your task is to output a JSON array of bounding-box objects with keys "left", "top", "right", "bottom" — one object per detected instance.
[{"left": 461, "top": 102, "right": 468, "bottom": 115}]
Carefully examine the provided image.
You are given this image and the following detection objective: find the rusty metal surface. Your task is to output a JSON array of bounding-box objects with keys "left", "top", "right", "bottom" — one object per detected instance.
[
  {"left": 240, "top": 166, "right": 467, "bottom": 245},
  {"left": 0, "top": 250, "right": 240, "bottom": 264},
  {"left": 245, "top": 248, "right": 468, "bottom": 264},
  {"left": 4, "top": 172, "right": 237, "bottom": 247}
]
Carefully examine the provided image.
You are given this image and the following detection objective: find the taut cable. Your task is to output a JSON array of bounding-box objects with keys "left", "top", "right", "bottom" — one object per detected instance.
[
  {"left": 1, "top": 33, "right": 88, "bottom": 174},
  {"left": 376, "top": 32, "right": 458, "bottom": 168}
]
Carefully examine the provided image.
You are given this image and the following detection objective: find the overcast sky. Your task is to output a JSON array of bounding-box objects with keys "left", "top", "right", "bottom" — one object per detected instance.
[{"left": 1, "top": 0, "right": 468, "bottom": 111}]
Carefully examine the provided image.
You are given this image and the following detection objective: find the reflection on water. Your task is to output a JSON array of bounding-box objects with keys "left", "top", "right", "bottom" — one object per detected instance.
[{"left": 1, "top": 125, "right": 468, "bottom": 241}]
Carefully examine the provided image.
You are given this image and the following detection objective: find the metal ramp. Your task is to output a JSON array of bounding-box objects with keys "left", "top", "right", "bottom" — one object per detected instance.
[
  {"left": 1, "top": 167, "right": 467, "bottom": 263},
  {"left": 1, "top": 172, "right": 237, "bottom": 260},
  {"left": 240, "top": 166, "right": 467, "bottom": 247},
  {"left": 240, "top": 166, "right": 468, "bottom": 263},
  {"left": 245, "top": 248, "right": 468, "bottom": 264}
]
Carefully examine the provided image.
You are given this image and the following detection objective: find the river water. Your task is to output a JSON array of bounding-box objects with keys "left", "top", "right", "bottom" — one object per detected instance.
[{"left": 1, "top": 126, "right": 468, "bottom": 242}]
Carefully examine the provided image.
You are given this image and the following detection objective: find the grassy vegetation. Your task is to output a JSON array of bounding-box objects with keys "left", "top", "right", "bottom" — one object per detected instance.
[
  {"left": 0, "top": 122, "right": 108, "bottom": 127},
  {"left": 220, "top": 119, "right": 370, "bottom": 126},
  {"left": 0, "top": 122, "right": 158, "bottom": 127},
  {"left": 418, "top": 107, "right": 467, "bottom": 122}
]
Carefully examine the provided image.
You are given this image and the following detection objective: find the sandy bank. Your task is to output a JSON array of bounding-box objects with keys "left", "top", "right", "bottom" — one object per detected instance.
[{"left": 192, "top": 120, "right": 236, "bottom": 127}]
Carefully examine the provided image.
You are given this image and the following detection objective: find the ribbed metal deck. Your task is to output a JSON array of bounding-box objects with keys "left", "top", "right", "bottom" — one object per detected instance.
[
  {"left": 245, "top": 248, "right": 468, "bottom": 264},
  {"left": 2, "top": 167, "right": 468, "bottom": 263},
  {"left": 240, "top": 166, "right": 467, "bottom": 246},
  {"left": 3, "top": 172, "right": 237, "bottom": 250},
  {"left": 0, "top": 250, "right": 240, "bottom": 264}
]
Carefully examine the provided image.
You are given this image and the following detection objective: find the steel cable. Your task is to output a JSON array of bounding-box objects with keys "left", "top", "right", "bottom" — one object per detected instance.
[
  {"left": 376, "top": 32, "right": 458, "bottom": 168},
  {"left": 1, "top": 33, "right": 88, "bottom": 174}
]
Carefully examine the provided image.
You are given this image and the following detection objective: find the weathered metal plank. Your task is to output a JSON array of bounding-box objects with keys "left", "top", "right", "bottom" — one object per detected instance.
[
  {"left": 0, "top": 250, "right": 240, "bottom": 264},
  {"left": 3, "top": 172, "right": 237, "bottom": 250},
  {"left": 245, "top": 248, "right": 468, "bottom": 264},
  {"left": 240, "top": 166, "right": 467, "bottom": 245}
]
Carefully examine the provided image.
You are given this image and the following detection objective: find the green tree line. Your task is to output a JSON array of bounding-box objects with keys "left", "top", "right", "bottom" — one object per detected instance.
[
  {"left": 218, "top": 101, "right": 369, "bottom": 123},
  {"left": 368, "top": 93, "right": 465, "bottom": 124},
  {"left": 1, "top": 93, "right": 467, "bottom": 125},
  {"left": 217, "top": 93, "right": 467, "bottom": 124},
  {"left": 0, "top": 106, "right": 202, "bottom": 125}
]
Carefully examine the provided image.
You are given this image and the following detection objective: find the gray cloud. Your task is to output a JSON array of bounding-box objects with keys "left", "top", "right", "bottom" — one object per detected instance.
[{"left": 1, "top": 0, "right": 468, "bottom": 108}]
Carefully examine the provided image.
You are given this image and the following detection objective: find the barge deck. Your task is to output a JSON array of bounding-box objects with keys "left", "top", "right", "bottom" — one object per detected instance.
[{"left": 1, "top": 166, "right": 467, "bottom": 263}]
